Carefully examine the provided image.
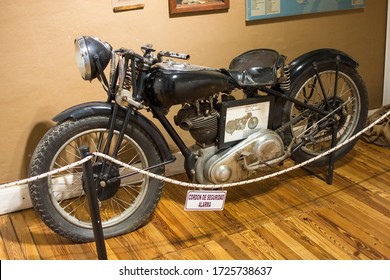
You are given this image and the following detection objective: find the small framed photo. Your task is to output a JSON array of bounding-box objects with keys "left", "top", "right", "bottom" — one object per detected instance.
[
  {"left": 218, "top": 97, "right": 274, "bottom": 149},
  {"left": 169, "top": 0, "right": 229, "bottom": 15}
]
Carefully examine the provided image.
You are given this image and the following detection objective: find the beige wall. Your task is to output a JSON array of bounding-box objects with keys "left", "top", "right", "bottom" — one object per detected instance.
[{"left": 0, "top": 0, "right": 387, "bottom": 183}]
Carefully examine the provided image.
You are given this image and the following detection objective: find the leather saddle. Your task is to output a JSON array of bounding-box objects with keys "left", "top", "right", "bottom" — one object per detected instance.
[{"left": 226, "top": 49, "right": 285, "bottom": 87}]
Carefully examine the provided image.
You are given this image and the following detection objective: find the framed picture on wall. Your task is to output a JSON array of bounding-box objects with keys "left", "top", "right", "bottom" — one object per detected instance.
[
  {"left": 246, "top": 0, "right": 365, "bottom": 21},
  {"left": 169, "top": 0, "right": 229, "bottom": 15},
  {"left": 112, "top": 0, "right": 145, "bottom": 13}
]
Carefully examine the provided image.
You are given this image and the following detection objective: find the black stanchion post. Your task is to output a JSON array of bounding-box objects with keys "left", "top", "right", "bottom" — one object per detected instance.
[
  {"left": 327, "top": 121, "right": 338, "bottom": 184},
  {"left": 79, "top": 146, "right": 108, "bottom": 260}
]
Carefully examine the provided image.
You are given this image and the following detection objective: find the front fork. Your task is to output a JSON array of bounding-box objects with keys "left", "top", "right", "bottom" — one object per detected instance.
[
  {"left": 96, "top": 51, "right": 143, "bottom": 181},
  {"left": 98, "top": 102, "right": 128, "bottom": 182}
]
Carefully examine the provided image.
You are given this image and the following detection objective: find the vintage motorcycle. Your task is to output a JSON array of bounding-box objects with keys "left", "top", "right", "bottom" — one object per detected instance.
[
  {"left": 225, "top": 112, "right": 259, "bottom": 135},
  {"left": 28, "top": 36, "right": 368, "bottom": 242}
]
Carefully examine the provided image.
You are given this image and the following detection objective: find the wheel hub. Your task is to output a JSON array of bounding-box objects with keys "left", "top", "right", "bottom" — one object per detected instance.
[
  {"left": 82, "top": 162, "right": 121, "bottom": 201},
  {"left": 321, "top": 97, "right": 349, "bottom": 129}
]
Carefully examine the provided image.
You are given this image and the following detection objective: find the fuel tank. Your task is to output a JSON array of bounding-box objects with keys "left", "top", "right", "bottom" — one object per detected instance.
[{"left": 145, "top": 61, "right": 236, "bottom": 107}]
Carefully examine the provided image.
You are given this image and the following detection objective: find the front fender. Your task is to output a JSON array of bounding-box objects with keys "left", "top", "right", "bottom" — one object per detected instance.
[
  {"left": 289, "top": 48, "right": 359, "bottom": 78},
  {"left": 52, "top": 101, "right": 174, "bottom": 162},
  {"left": 52, "top": 102, "right": 113, "bottom": 122}
]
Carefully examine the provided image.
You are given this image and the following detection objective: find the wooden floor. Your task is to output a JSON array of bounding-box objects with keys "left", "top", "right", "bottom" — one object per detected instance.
[{"left": 0, "top": 140, "right": 389, "bottom": 260}]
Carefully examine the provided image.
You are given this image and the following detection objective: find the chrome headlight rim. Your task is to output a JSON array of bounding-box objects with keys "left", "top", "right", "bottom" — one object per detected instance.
[
  {"left": 74, "top": 36, "right": 112, "bottom": 81},
  {"left": 75, "top": 36, "right": 92, "bottom": 80}
]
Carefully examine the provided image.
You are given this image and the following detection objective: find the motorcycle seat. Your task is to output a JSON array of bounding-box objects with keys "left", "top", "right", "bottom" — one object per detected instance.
[{"left": 226, "top": 49, "right": 282, "bottom": 87}]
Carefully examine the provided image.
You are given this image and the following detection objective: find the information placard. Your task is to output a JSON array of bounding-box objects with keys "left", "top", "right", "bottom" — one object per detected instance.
[
  {"left": 184, "top": 190, "right": 227, "bottom": 211},
  {"left": 246, "top": 0, "right": 365, "bottom": 21}
]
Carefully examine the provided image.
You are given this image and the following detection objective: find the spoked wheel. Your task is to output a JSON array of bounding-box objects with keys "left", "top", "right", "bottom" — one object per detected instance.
[
  {"left": 248, "top": 116, "right": 259, "bottom": 129},
  {"left": 28, "top": 116, "right": 164, "bottom": 242},
  {"left": 282, "top": 62, "right": 368, "bottom": 166}
]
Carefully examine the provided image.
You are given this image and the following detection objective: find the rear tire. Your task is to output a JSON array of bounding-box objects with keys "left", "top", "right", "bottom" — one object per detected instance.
[
  {"left": 28, "top": 116, "right": 164, "bottom": 242},
  {"left": 282, "top": 63, "right": 368, "bottom": 166}
]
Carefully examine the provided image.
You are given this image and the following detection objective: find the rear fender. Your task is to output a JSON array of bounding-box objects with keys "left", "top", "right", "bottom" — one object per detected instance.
[
  {"left": 289, "top": 48, "right": 358, "bottom": 79},
  {"left": 272, "top": 49, "right": 358, "bottom": 132},
  {"left": 52, "top": 101, "right": 174, "bottom": 162}
]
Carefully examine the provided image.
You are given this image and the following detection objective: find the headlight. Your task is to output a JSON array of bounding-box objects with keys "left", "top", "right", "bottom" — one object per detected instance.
[{"left": 74, "top": 36, "right": 112, "bottom": 81}]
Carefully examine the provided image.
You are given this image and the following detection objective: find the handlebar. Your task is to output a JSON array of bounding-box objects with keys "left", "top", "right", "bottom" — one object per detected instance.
[
  {"left": 157, "top": 51, "right": 190, "bottom": 61},
  {"left": 114, "top": 46, "right": 190, "bottom": 67},
  {"left": 115, "top": 48, "right": 142, "bottom": 59}
]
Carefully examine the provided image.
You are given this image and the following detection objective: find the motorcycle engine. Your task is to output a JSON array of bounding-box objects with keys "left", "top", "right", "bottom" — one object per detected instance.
[
  {"left": 174, "top": 98, "right": 219, "bottom": 146},
  {"left": 175, "top": 98, "right": 286, "bottom": 185},
  {"left": 201, "top": 129, "right": 286, "bottom": 184}
]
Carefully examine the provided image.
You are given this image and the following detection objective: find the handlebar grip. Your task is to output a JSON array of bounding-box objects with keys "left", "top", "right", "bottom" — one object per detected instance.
[{"left": 159, "top": 51, "right": 190, "bottom": 60}]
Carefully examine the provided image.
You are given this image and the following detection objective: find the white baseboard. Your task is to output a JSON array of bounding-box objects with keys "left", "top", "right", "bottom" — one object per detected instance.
[
  {"left": 0, "top": 152, "right": 185, "bottom": 215},
  {"left": 0, "top": 184, "right": 32, "bottom": 215}
]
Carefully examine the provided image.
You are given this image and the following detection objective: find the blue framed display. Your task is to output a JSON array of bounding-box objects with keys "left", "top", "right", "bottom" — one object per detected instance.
[{"left": 246, "top": 0, "right": 365, "bottom": 21}]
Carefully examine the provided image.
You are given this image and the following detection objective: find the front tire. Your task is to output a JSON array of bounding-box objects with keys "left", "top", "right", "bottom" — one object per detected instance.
[
  {"left": 282, "top": 62, "right": 368, "bottom": 166},
  {"left": 28, "top": 116, "right": 164, "bottom": 242}
]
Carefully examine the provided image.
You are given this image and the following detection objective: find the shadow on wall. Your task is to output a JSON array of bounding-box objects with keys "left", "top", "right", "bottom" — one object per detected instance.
[{"left": 20, "top": 121, "right": 53, "bottom": 179}]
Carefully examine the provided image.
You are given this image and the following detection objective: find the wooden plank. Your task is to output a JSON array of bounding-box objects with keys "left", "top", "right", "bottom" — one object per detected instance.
[
  {"left": 152, "top": 198, "right": 210, "bottom": 249},
  {"left": 0, "top": 215, "right": 11, "bottom": 259},
  {"left": 9, "top": 211, "right": 40, "bottom": 259},
  {"left": 305, "top": 211, "right": 372, "bottom": 260},
  {"left": 162, "top": 244, "right": 207, "bottom": 260},
  {"left": 104, "top": 235, "right": 139, "bottom": 259},
  {"left": 331, "top": 201, "right": 390, "bottom": 249},
  {"left": 202, "top": 240, "right": 235, "bottom": 259},
  {"left": 115, "top": 223, "right": 177, "bottom": 259},
  {"left": 253, "top": 226, "right": 302, "bottom": 259},
  {"left": 160, "top": 240, "right": 234, "bottom": 260},
  {"left": 315, "top": 208, "right": 390, "bottom": 259},
  {"left": 227, "top": 229, "right": 285, "bottom": 259},
  {"left": 22, "top": 210, "right": 54, "bottom": 260},
  {"left": 0, "top": 236, "right": 8, "bottom": 259},
  {"left": 214, "top": 236, "right": 252, "bottom": 259},
  {"left": 0, "top": 215, "right": 24, "bottom": 259},
  {"left": 261, "top": 222, "right": 319, "bottom": 259},
  {"left": 284, "top": 214, "right": 355, "bottom": 259}
]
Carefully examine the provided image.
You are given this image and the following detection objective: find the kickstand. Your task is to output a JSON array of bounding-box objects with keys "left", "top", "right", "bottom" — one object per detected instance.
[
  {"left": 301, "top": 120, "right": 338, "bottom": 185},
  {"left": 79, "top": 146, "right": 108, "bottom": 260}
]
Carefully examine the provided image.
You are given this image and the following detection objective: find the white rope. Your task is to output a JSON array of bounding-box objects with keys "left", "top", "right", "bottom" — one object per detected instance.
[
  {"left": 0, "top": 109, "right": 389, "bottom": 190},
  {"left": 0, "top": 155, "right": 93, "bottom": 188}
]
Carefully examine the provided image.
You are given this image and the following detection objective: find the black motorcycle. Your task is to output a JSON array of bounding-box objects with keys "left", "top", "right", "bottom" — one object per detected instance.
[{"left": 28, "top": 36, "right": 368, "bottom": 242}]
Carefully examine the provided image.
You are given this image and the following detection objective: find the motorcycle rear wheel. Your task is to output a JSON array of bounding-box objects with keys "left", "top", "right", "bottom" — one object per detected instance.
[
  {"left": 28, "top": 116, "right": 164, "bottom": 242},
  {"left": 282, "top": 62, "right": 368, "bottom": 166}
]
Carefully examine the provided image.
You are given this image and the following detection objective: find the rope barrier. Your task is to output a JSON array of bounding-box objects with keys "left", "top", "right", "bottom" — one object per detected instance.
[
  {"left": 0, "top": 155, "right": 93, "bottom": 188},
  {"left": 1, "top": 109, "right": 389, "bottom": 190}
]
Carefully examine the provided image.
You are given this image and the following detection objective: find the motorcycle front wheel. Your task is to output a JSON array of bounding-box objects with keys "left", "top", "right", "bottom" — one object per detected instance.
[
  {"left": 28, "top": 115, "right": 164, "bottom": 242},
  {"left": 282, "top": 62, "right": 368, "bottom": 166}
]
